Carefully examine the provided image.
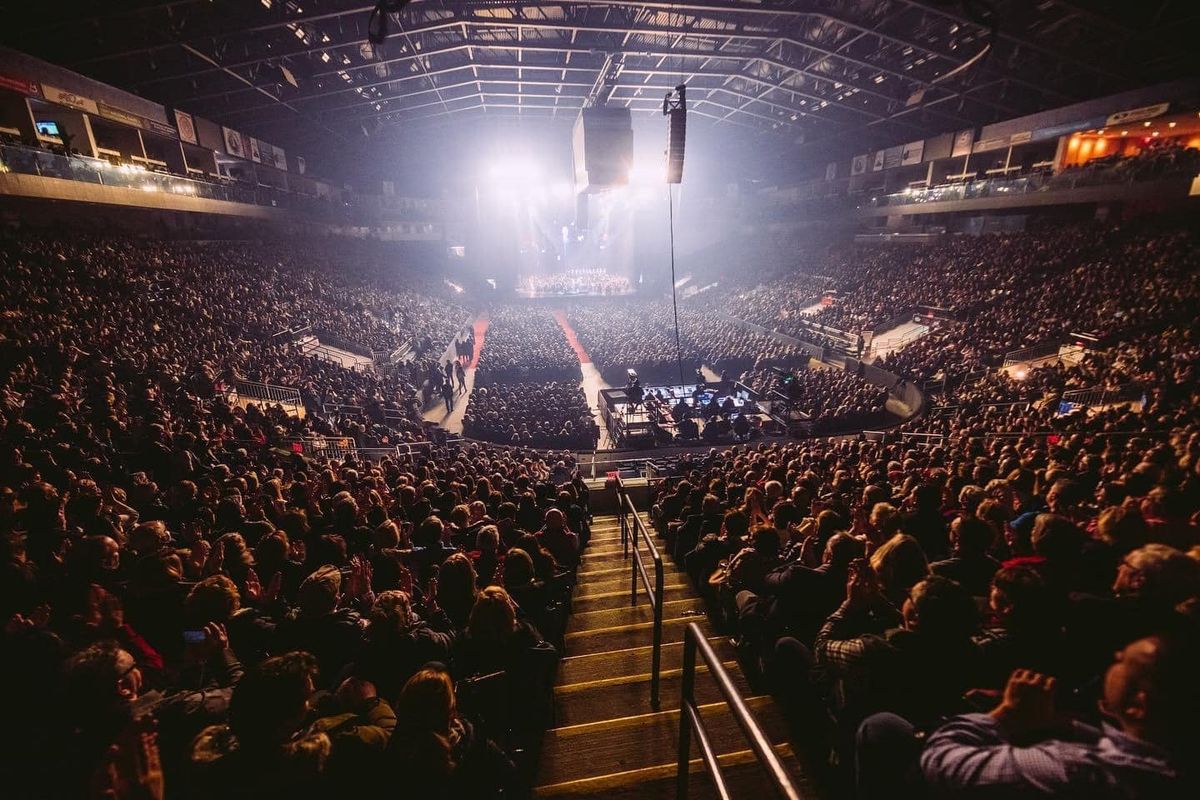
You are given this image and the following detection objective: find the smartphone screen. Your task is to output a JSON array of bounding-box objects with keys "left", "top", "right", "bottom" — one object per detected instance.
[{"left": 182, "top": 630, "right": 206, "bottom": 645}]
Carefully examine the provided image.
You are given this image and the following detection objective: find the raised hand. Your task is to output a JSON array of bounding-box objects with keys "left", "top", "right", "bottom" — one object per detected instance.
[{"left": 990, "top": 669, "right": 1064, "bottom": 740}]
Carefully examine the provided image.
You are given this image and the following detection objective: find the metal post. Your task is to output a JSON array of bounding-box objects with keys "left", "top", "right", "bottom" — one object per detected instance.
[
  {"left": 677, "top": 624, "right": 696, "bottom": 799},
  {"left": 630, "top": 499, "right": 639, "bottom": 607},
  {"left": 651, "top": 557, "right": 664, "bottom": 710}
]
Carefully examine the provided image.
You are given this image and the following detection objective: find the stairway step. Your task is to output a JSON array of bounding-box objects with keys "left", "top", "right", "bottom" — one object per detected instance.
[
  {"left": 536, "top": 695, "right": 782, "bottom": 786},
  {"left": 534, "top": 742, "right": 796, "bottom": 798},
  {"left": 570, "top": 583, "right": 696, "bottom": 613},
  {"left": 587, "top": 543, "right": 636, "bottom": 557},
  {"left": 564, "top": 614, "right": 711, "bottom": 656},
  {"left": 553, "top": 660, "right": 753, "bottom": 727},
  {"left": 575, "top": 561, "right": 688, "bottom": 581},
  {"left": 573, "top": 572, "right": 689, "bottom": 597},
  {"left": 578, "top": 552, "right": 641, "bottom": 570},
  {"left": 566, "top": 597, "right": 706, "bottom": 634},
  {"left": 558, "top": 637, "right": 735, "bottom": 685}
]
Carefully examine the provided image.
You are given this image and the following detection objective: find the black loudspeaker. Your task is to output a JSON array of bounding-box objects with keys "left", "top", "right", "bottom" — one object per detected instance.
[{"left": 666, "top": 107, "right": 686, "bottom": 184}]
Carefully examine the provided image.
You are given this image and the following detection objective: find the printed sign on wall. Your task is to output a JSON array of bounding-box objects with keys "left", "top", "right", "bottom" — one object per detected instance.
[
  {"left": 222, "top": 126, "right": 245, "bottom": 158},
  {"left": 175, "top": 110, "right": 197, "bottom": 144}
]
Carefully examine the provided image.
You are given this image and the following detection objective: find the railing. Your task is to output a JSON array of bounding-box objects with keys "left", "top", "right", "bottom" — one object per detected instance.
[
  {"left": 0, "top": 142, "right": 355, "bottom": 221},
  {"left": 615, "top": 477, "right": 664, "bottom": 710},
  {"left": 1061, "top": 384, "right": 1142, "bottom": 409},
  {"left": 1002, "top": 340, "right": 1063, "bottom": 367},
  {"left": 233, "top": 379, "right": 302, "bottom": 407},
  {"left": 311, "top": 328, "right": 375, "bottom": 358},
  {"left": 677, "top": 623, "right": 802, "bottom": 800}
]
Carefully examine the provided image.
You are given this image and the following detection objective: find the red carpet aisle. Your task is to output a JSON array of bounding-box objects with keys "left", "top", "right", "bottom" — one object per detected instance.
[
  {"left": 469, "top": 314, "right": 490, "bottom": 369},
  {"left": 553, "top": 309, "right": 616, "bottom": 449},
  {"left": 424, "top": 313, "right": 489, "bottom": 434},
  {"left": 552, "top": 309, "right": 592, "bottom": 364}
]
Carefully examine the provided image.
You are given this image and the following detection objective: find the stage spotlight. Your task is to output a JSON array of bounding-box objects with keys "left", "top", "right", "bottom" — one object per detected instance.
[{"left": 488, "top": 159, "right": 541, "bottom": 183}]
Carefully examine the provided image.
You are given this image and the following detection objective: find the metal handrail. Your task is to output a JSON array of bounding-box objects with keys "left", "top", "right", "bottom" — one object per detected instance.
[
  {"left": 615, "top": 477, "right": 664, "bottom": 709},
  {"left": 677, "top": 622, "right": 802, "bottom": 800},
  {"left": 233, "top": 378, "right": 302, "bottom": 406}
]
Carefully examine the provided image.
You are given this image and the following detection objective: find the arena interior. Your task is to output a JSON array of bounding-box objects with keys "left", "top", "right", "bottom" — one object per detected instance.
[{"left": 2, "top": 2, "right": 1200, "bottom": 799}]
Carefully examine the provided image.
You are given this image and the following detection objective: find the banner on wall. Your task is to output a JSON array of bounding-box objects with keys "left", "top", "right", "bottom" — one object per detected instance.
[
  {"left": 96, "top": 102, "right": 142, "bottom": 129},
  {"left": 174, "top": 110, "right": 197, "bottom": 144},
  {"left": 900, "top": 139, "right": 924, "bottom": 166},
  {"left": 222, "top": 126, "right": 245, "bottom": 158},
  {"left": 883, "top": 145, "right": 904, "bottom": 169},
  {"left": 297, "top": 156, "right": 306, "bottom": 175},
  {"left": 143, "top": 119, "right": 177, "bottom": 138},
  {"left": 42, "top": 84, "right": 99, "bottom": 114},
  {"left": 1009, "top": 131, "right": 1032, "bottom": 145},
  {"left": 248, "top": 136, "right": 262, "bottom": 163},
  {"left": 850, "top": 154, "right": 869, "bottom": 176},
  {"left": 0, "top": 73, "right": 40, "bottom": 97},
  {"left": 951, "top": 128, "right": 974, "bottom": 157},
  {"left": 872, "top": 150, "right": 885, "bottom": 171},
  {"left": 1105, "top": 103, "right": 1169, "bottom": 128},
  {"left": 272, "top": 145, "right": 287, "bottom": 171},
  {"left": 825, "top": 161, "right": 837, "bottom": 181}
]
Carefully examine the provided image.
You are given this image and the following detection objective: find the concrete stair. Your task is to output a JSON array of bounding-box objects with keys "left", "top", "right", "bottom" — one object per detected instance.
[{"left": 532, "top": 514, "right": 809, "bottom": 798}]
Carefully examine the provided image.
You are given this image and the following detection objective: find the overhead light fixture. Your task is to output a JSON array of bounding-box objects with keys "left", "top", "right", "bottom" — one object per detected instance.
[
  {"left": 1168, "top": 121, "right": 1177, "bottom": 128},
  {"left": 261, "top": 0, "right": 272, "bottom": 8},
  {"left": 320, "top": 51, "right": 331, "bottom": 63}
]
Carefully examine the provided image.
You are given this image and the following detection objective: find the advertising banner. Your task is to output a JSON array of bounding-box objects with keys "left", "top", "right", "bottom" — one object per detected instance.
[
  {"left": 42, "top": 83, "right": 99, "bottom": 114},
  {"left": 900, "top": 139, "right": 924, "bottom": 165},
  {"left": 0, "top": 73, "right": 40, "bottom": 97},
  {"left": 174, "top": 110, "right": 197, "bottom": 144},
  {"left": 951, "top": 128, "right": 974, "bottom": 157},
  {"left": 825, "top": 161, "right": 837, "bottom": 181},
  {"left": 96, "top": 102, "right": 143, "bottom": 129},
  {"left": 272, "top": 144, "right": 287, "bottom": 171},
  {"left": 248, "top": 136, "right": 262, "bottom": 163},
  {"left": 872, "top": 150, "right": 885, "bottom": 171},
  {"left": 222, "top": 126, "right": 245, "bottom": 158},
  {"left": 850, "top": 154, "right": 868, "bottom": 176},
  {"left": 883, "top": 145, "right": 904, "bottom": 169}
]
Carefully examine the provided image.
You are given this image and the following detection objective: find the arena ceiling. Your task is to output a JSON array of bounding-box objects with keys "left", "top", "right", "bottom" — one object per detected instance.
[{"left": 11, "top": 1, "right": 1197, "bottom": 150}]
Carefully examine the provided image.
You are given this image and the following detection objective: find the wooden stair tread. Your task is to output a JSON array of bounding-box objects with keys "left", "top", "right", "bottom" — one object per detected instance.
[
  {"left": 558, "top": 637, "right": 734, "bottom": 685},
  {"left": 535, "top": 696, "right": 784, "bottom": 785},
  {"left": 563, "top": 613, "right": 713, "bottom": 656},
  {"left": 532, "top": 512, "right": 812, "bottom": 799},
  {"left": 552, "top": 660, "right": 753, "bottom": 727},
  {"left": 534, "top": 743, "right": 798, "bottom": 798},
  {"left": 565, "top": 597, "right": 707, "bottom": 634}
]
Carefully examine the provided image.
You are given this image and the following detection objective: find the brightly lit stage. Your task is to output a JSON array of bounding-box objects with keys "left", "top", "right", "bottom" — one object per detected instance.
[
  {"left": 515, "top": 268, "right": 635, "bottom": 299},
  {"left": 600, "top": 381, "right": 808, "bottom": 448}
]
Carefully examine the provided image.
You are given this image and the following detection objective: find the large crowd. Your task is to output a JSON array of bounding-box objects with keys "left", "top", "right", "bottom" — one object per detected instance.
[
  {"left": 0, "top": 229, "right": 605, "bottom": 798},
  {"left": 4, "top": 207, "right": 1200, "bottom": 800},
  {"left": 472, "top": 307, "right": 580, "bottom": 386},
  {"left": 565, "top": 300, "right": 808, "bottom": 385},
  {"left": 462, "top": 382, "right": 597, "bottom": 451},
  {"left": 742, "top": 365, "right": 890, "bottom": 434}
]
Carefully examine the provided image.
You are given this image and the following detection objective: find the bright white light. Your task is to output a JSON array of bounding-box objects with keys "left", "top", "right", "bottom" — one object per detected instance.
[
  {"left": 628, "top": 161, "right": 666, "bottom": 185},
  {"left": 488, "top": 159, "right": 542, "bottom": 183}
]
